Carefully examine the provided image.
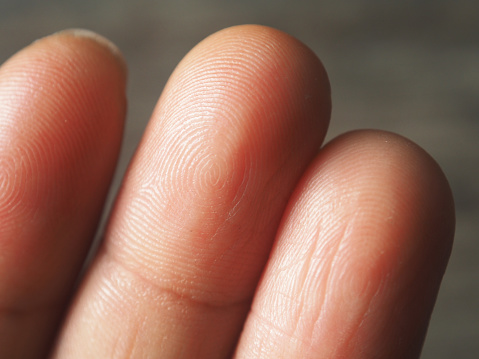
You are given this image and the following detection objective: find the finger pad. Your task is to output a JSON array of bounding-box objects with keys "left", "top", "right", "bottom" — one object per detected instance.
[
  {"left": 107, "top": 25, "right": 331, "bottom": 303},
  {"left": 0, "top": 32, "right": 126, "bottom": 299},
  {"left": 239, "top": 130, "right": 454, "bottom": 358}
]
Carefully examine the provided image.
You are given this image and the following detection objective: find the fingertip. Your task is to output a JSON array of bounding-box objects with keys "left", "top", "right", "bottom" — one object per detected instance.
[
  {"left": 309, "top": 129, "right": 455, "bottom": 355},
  {"left": 214, "top": 24, "right": 331, "bottom": 102},
  {"left": 237, "top": 129, "right": 455, "bottom": 358},
  {"left": 324, "top": 129, "right": 455, "bottom": 255},
  {"left": 28, "top": 28, "right": 127, "bottom": 78},
  {"left": 0, "top": 26, "right": 127, "bottom": 294},
  {"left": 49, "top": 29, "right": 127, "bottom": 77},
  {"left": 110, "top": 24, "right": 333, "bottom": 296},
  {"left": 0, "top": 28, "right": 128, "bottom": 358},
  {"left": 303, "top": 129, "right": 455, "bottom": 278},
  {"left": 167, "top": 24, "right": 331, "bottom": 138}
]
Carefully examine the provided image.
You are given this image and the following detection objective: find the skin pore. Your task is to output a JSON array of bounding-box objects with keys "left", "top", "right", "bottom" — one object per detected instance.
[{"left": 0, "top": 25, "right": 454, "bottom": 358}]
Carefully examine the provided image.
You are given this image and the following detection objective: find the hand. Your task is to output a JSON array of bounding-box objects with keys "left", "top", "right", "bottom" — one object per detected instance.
[{"left": 0, "top": 25, "right": 454, "bottom": 358}]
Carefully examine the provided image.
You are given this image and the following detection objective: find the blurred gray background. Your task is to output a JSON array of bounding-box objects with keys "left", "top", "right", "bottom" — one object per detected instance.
[{"left": 1, "top": 0, "right": 477, "bottom": 357}]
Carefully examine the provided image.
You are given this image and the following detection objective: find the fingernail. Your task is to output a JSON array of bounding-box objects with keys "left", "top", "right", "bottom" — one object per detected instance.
[{"left": 42, "top": 29, "right": 127, "bottom": 72}]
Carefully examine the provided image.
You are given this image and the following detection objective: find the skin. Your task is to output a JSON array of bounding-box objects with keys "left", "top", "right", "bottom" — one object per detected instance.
[{"left": 0, "top": 25, "right": 454, "bottom": 358}]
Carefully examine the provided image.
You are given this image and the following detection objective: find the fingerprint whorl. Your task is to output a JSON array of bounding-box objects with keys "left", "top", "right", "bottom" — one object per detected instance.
[
  {"left": 145, "top": 115, "right": 248, "bottom": 216},
  {"left": 0, "top": 141, "right": 43, "bottom": 222}
]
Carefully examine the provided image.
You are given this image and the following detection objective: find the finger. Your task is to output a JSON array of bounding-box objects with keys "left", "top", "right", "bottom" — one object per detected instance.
[
  {"left": 52, "top": 25, "right": 331, "bottom": 358},
  {"left": 0, "top": 30, "right": 126, "bottom": 358},
  {"left": 235, "top": 130, "right": 455, "bottom": 358}
]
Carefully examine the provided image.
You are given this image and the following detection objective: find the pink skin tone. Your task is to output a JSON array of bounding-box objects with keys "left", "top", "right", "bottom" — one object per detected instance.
[{"left": 0, "top": 26, "right": 454, "bottom": 358}]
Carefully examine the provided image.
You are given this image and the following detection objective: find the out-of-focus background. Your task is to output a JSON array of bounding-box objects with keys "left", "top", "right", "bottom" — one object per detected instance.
[{"left": 1, "top": 0, "right": 477, "bottom": 357}]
